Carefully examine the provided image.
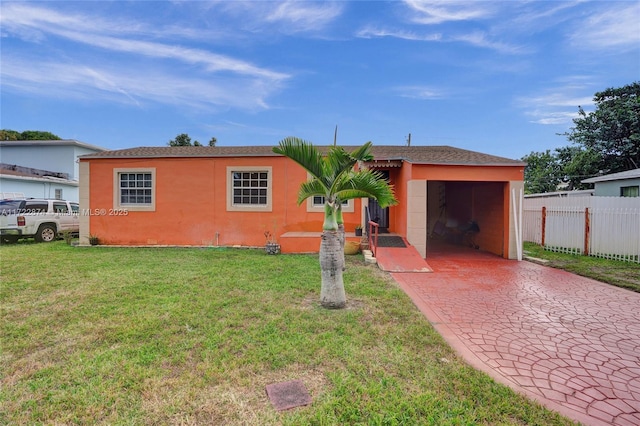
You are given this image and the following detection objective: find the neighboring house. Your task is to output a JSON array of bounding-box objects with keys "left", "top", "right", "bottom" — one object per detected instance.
[
  {"left": 582, "top": 168, "right": 640, "bottom": 197},
  {"left": 0, "top": 139, "right": 106, "bottom": 201},
  {"left": 78, "top": 145, "right": 525, "bottom": 259},
  {"left": 524, "top": 189, "right": 594, "bottom": 199},
  {"left": 0, "top": 164, "right": 78, "bottom": 200}
]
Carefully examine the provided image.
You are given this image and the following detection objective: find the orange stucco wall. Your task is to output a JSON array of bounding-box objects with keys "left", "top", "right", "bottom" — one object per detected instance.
[
  {"left": 390, "top": 162, "right": 523, "bottom": 252},
  {"left": 82, "top": 156, "right": 523, "bottom": 254},
  {"left": 410, "top": 163, "right": 524, "bottom": 181},
  {"left": 83, "top": 156, "right": 362, "bottom": 246}
]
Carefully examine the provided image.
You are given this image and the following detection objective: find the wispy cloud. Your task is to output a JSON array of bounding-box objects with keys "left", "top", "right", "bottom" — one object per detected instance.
[
  {"left": 356, "top": 25, "right": 523, "bottom": 55},
  {"left": 451, "top": 31, "right": 526, "bottom": 54},
  {"left": 0, "top": 3, "right": 290, "bottom": 111},
  {"left": 361, "top": 2, "right": 522, "bottom": 54},
  {"left": 394, "top": 85, "right": 446, "bottom": 100},
  {"left": 212, "top": 0, "right": 343, "bottom": 35},
  {"left": 356, "top": 26, "right": 442, "bottom": 42},
  {"left": 2, "top": 57, "right": 277, "bottom": 111},
  {"left": 569, "top": 2, "right": 640, "bottom": 50},
  {"left": 403, "top": 0, "right": 496, "bottom": 24},
  {"left": 265, "top": 1, "right": 343, "bottom": 31},
  {"left": 516, "top": 80, "right": 595, "bottom": 126}
]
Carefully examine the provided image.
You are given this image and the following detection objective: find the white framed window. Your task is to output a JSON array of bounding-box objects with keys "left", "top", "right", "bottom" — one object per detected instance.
[
  {"left": 304, "top": 173, "right": 354, "bottom": 213},
  {"left": 621, "top": 185, "right": 639, "bottom": 197},
  {"left": 226, "top": 166, "right": 272, "bottom": 212},
  {"left": 54, "top": 188, "right": 63, "bottom": 200},
  {"left": 113, "top": 168, "right": 156, "bottom": 211},
  {"left": 306, "top": 195, "right": 354, "bottom": 213}
]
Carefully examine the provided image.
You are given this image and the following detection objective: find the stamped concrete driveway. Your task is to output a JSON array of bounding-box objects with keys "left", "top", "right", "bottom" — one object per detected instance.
[{"left": 390, "top": 247, "right": 640, "bottom": 426}]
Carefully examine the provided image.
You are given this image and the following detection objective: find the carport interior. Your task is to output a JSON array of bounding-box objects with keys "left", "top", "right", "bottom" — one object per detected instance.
[{"left": 426, "top": 180, "right": 505, "bottom": 257}]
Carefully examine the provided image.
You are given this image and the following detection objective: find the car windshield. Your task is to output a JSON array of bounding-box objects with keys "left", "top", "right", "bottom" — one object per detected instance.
[{"left": 0, "top": 200, "right": 24, "bottom": 215}]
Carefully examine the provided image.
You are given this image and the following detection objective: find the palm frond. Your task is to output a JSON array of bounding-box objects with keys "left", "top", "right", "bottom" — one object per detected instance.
[
  {"left": 326, "top": 146, "right": 357, "bottom": 181},
  {"left": 349, "top": 141, "right": 374, "bottom": 162},
  {"left": 298, "top": 179, "right": 328, "bottom": 205},
  {"left": 334, "top": 169, "right": 398, "bottom": 208},
  {"left": 273, "top": 137, "right": 325, "bottom": 180}
]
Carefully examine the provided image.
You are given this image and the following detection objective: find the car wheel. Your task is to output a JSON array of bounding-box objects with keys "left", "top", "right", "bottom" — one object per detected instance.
[
  {"left": 36, "top": 224, "right": 57, "bottom": 242},
  {"left": 1, "top": 236, "right": 18, "bottom": 244}
]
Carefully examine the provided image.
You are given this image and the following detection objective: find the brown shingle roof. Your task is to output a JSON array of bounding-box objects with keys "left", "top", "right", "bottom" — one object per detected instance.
[{"left": 80, "top": 145, "right": 524, "bottom": 166}]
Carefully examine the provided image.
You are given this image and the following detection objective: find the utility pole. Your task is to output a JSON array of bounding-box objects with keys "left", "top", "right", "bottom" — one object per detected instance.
[{"left": 406, "top": 133, "right": 411, "bottom": 146}]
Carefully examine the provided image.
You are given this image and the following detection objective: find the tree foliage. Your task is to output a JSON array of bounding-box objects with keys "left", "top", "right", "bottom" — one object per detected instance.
[
  {"left": 1, "top": 129, "right": 61, "bottom": 140},
  {"left": 554, "top": 146, "right": 603, "bottom": 190},
  {"left": 564, "top": 81, "right": 640, "bottom": 171},
  {"left": 523, "top": 82, "right": 639, "bottom": 193},
  {"left": 168, "top": 133, "right": 201, "bottom": 146},
  {"left": 168, "top": 133, "right": 218, "bottom": 147},
  {"left": 522, "top": 150, "right": 561, "bottom": 194}
]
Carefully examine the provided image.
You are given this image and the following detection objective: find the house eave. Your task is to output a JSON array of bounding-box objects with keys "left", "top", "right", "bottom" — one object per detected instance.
[{"left": 0, "top": 173, "right": 79, "bottom": 186}]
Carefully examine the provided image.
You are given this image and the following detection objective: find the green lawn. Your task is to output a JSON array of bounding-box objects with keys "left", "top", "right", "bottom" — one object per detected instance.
[
  {"left": 1, "top": 242, "right": 575, "bottom": 425},
  {"left": 524, "top": 242, "right": 640, "bottom": 292}
]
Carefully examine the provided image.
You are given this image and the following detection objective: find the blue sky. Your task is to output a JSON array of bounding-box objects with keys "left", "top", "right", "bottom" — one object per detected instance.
[{"left": 1, "top": 1, "right": 638, "bottom": 160}]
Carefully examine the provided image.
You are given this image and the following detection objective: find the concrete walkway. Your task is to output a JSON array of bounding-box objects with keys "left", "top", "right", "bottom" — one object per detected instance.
[{"left": 387, "top": 246, "right": 640, "bottom": 426}]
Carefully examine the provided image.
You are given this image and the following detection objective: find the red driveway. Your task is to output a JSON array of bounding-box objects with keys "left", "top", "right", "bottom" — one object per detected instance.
[{"left": 389, "top": 247, "right": 640, "bottom": 426}]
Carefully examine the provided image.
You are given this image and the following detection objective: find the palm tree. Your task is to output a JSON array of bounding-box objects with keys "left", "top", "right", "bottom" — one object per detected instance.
[{"left": 273, "top": 137, "right": 397, "bottom": 309}]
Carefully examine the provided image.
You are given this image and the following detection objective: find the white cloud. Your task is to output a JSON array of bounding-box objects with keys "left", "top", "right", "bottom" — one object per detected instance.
[
  {"left": 356, "top": 25, "right": 522, "bottom": 54},
  {"left": 394, "top": 85, "right": 446, "bottom": 100},
  {"left": 211, "top": 0, "right": 343, "bottom": 34},
  {"left": 528, "top": 111, "right": 580, "bottom": 126},
  {"left": 403, "top": 0, "right": 496, "bottom": 24},
  {"left": 0, "top": 3, "right": 287, "bottom": 81},
  {"left": 452, "top": 31, "right": 526, "bottom": 55},
  {"left": 265, "top": 1, "right": 343, "bottom": 31},
  {"left": 366, "top": 2, "right": 521, "bottom": 54},
  {"left": 570, "top": 3, "right": 640, "bottom": 50},
  {"left": 0, "top": 2, "right": 290, "bottom": 111},
  {"left": 356, "top": 26, "right": 442, "bottom": 42},
  {"left": 516, "top": 82, "right": 596, "bottom": 126},
  {"left": 1, "top": 57, "right": 279, "bottom": 111},
  {"left": 57, "top": 28, "right": 288, "bottom": 80}
]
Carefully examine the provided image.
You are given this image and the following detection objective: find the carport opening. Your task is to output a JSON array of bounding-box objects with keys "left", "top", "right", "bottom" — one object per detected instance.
[{"left": 427, "top": 181, "right": 505, "bottom": 257}]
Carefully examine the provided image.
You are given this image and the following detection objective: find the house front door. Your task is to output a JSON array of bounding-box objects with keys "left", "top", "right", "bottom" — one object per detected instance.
[{"left": 368, "top": 170, "right": 390, "bottom": 232}]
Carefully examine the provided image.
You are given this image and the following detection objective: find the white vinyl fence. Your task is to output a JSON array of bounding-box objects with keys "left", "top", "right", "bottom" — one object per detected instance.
[{"left": 523, "top": 196, "right": 640, "bottom": 263}]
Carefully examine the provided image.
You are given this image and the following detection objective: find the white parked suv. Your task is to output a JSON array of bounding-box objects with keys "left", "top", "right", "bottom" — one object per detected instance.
[{"left": 0, "top": 198, "right": 79, "bottom": 243}]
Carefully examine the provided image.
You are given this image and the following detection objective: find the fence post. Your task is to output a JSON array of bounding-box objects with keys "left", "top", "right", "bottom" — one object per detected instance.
[
  {"left": 584, "top": 207, "right": 590, "bottom": 256},
  {"left": 541, "top": 206, "right": 546, "bottom": 246}
]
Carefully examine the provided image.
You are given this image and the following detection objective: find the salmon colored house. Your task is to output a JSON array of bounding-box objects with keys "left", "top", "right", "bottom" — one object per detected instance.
[{"left": 79, "top": 145, "right": 525, "bottom": 259}]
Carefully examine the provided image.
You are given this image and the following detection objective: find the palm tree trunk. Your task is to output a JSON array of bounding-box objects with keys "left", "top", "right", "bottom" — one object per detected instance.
[
  {"left": 319, "top": 230, "right": 346, "bottom": 309},
  {"left": 336, "top": 206, "right": 346, "bottom": 270},
  {"left": 337, "top": 223, "right": 346, "bottom": 271}
]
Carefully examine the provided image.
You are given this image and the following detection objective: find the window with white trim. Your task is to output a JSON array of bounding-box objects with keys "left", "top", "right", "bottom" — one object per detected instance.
[
  {"left": 312, "top": 196, "right": 350, "bottom": 207},
  {"left": 226, "top": 166, "right": 272, "bottom": 212},
  {"left": 120, "top": 173, "right": 153, "bottom": 204},
  {"left": 620, "top": 185, "right": 639, "bottom": 197},
  {"left": 307, "top": 195, "right": 354, "bottom": 213},
  {"left": 113, "top": 168, "right": 156, "bottom": 211}
]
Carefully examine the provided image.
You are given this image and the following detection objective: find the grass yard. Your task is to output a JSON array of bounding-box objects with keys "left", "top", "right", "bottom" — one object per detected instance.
[
  {"left": 1, "top": 242, "right": 575, "bottom": 425},
  {"left": 524, "top": 242, "right": 640, "bottom": 293}
]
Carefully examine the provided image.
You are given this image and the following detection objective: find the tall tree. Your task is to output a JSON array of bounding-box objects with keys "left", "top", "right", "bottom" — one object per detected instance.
[
  {"left": 564, "top": 81, "right": 640, "bottom": 172},
  {"left": 209, "top": 137, "right": 217, "bottom": 147},
  {"left": 554, "top": 146, "right": 603, "bottom": 190},
  {"left": 168, "top": 133, "right": 202, "bottom": 146},
  {"left": 273, "top": 138, "right": 397, "bottom": 309},
  {"left": 522, "top": 150, "right": 561, "bottom": 194},
  {"left": 0, "top": 130, "right": 20, "bottom": 140},
  {"left": 19, "top": 130, "right": 62, "bottom": 140},
  {"left": 0, "top": 129, "right": 61, "bottom": 140}
]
